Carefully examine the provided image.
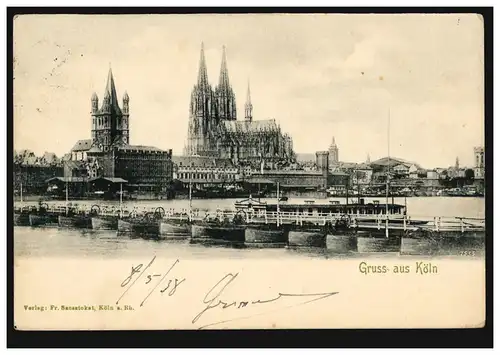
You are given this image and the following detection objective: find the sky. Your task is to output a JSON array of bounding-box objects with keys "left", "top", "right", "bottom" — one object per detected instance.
[{"left": 13, "top": 14, "right": 484, "bottom": 168}]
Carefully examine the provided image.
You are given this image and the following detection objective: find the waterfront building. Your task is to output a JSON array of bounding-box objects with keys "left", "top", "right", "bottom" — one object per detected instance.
[
  {"left": 370, "top": 157, "right": 421, "bottom": 174},
  {"left": 474, "top": 146, "right": 485, "bottom": 180},
  {"left": 13, "top": 150, "right": 64, "bottom": 195},
  {"left": 172, "top": 156, "right": 240, "bottom": 189},
  {"left": 296, "top": 155, "right": 318, "bottom": 171},
  {"left": 408, "top": 168, "right": 428, "bottom": 180},
  {"left": 446, "top": 166, "right": 466, "bottom": 179},
  {"left": 351, "top": 163, "right": 373, "bottom": 185},
  {"left": 244, "top": 151, "right": 337, "bottom": 193},
  {"left": 14, "top": 159, "right": 64, "bottom": 196},
  {"left": 426, "top": 170, "right": 439, "bottom": 179},
  {"left": 64, "top": 68, "right": 174, "bottom": 194},
  {"left": 392, "top": 164, "right": 410, "bottom": 176},
  {"left": 184, "top": 44, "right": 295, "bottom": 168},
  {"left": 14, "top": 149, "right": 63, "bottom": 167}
]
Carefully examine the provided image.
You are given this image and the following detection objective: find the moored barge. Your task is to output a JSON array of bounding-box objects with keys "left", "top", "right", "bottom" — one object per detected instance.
[
  {"left": 58, "top": 214, "right": 92, "bottom": 229},
  {"left": 191, "top": 210, "right": 246, "bottom": 244},
  {"left": 14, "top": 208, "right": 31, "bottom": 226},
  {"left": 28, "top": 202, "right": 60, "bottom": 227}
]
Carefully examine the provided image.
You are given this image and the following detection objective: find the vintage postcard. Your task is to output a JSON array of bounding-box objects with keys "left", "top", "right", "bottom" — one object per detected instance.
[{"left": 13, "top": 13, "right": 486, "bottom": 330}]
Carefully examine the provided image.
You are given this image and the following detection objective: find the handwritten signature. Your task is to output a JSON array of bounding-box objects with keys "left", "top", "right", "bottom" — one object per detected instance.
[
  {"left": 117, "top": 257, "right": 339, "bottom": 329},
  {"left": 192, "top": 272, "right": 339, "bottom": 329}
]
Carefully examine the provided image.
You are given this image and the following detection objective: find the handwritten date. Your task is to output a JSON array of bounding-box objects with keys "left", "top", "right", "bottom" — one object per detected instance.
[{"left": 116, "top": 256, "right": 185, "bottom": 307}]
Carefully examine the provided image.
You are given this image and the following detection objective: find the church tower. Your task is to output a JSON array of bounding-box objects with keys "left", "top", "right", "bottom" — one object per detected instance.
[
  {"left": 186, "top": 43, "right": 217, "bottom": 156},
  {"left": 91, "top": 67, "right": 129, "bottom": 151},
  {"left": 214, "top": 46, "right": 237, "bottom": 121},
  {"left": 245, "top": 80, "right": 253, "bottom": 121},
  {"left": 328, "top": 136, "right": 339, "bottom": 166},
  {"left": 122, "top": 91, "right": 129, "bottom": 145}
]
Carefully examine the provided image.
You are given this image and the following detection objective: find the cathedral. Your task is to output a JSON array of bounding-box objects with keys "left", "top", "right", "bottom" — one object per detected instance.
[{"left": 185, "top": 44, "right": 295, "bottom": 169}]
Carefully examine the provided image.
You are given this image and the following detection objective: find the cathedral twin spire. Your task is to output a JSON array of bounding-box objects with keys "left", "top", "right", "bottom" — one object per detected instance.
[{"left": 194, "top": 42, "right": 250, "bottom": 122}]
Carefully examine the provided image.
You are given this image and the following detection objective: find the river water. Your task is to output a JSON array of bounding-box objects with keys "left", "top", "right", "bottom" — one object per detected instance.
[{"left": 14, "top": 197, "right": 486, "bottom": 260}]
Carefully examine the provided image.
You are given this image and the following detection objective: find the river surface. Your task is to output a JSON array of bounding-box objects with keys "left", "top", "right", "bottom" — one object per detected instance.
[{"left": 14, "top": 197, "right": 486, "bottom": 260}]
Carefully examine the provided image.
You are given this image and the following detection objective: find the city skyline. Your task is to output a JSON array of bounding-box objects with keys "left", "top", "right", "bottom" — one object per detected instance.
[{"left": 13, "top": 14, "right": 484, "bottom": 168}]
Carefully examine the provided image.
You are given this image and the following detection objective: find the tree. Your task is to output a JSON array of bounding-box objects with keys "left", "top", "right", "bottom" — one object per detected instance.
[{"left": 465, "top": 169, "right": 475, "bottom": 181}]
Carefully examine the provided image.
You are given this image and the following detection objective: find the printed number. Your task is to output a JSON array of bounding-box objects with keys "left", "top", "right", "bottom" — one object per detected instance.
[{"left": 459, "top": 251, "right": 476, "bottom": 257}]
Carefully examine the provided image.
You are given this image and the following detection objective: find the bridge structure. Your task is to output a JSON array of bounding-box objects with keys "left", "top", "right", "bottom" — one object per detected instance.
[{"left": 14, "top": 201, "right": 485, "bottom": 235}]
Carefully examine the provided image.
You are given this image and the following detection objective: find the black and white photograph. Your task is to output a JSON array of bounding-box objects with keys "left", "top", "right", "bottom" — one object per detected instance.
[{"left": 10, "top": 11, "right": 488, "bottom": 333}]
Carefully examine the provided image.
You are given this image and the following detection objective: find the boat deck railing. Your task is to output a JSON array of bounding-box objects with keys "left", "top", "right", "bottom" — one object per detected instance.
[{"left": 163, "top": 210, "right": 484, "bottom": 233}]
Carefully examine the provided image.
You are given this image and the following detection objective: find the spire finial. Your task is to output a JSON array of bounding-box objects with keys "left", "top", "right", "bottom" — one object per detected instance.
[
  {"left": 104, "top": 67, "right": 117, "bottom": 102},
  {"left": 218, "top": 45, "right": 230, "bottom": 88},
  {"left": 245, "top": 77, "right": 253, "bottom": 121},
  {"left": 246, "top": 78, "right": 251, "bottom": 103},
  {"left": 197, "top": 42, "right": 209, "bottom": 88}
]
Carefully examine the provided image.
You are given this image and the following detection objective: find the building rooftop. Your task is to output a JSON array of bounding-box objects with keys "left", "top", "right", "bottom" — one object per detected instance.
[
  {"left": 46, "top": 177, "right": 88, "bottom": 183},
  {"left": 71, "top": 139, "right": 92, "bottom": 152},
  {"left": 172, "top": 155, "right": 234, "bottom": 168},
  {"left": 41, "top": 152, "right": 59, "bottom": 164},
  {"left": 244, "top": 177, "right": 276, "bottom": 184},
  {"left": 87, "top": 146, "right": 102, "bottom": 153},
  {"left": 117, "top": 145, "right": 165, "bottom": 153},
  {"left": 370, "top": 157, "right": 422, "bottom": 169},
  {"left": 89, "top": 177, "right": 128, "bottom": 183},
  {"left": 252, "top": 170, "right": 323, "bottom": 176},
  {"left": 63, "top": 160, "right": 87, "bottom": 170},
  {"left": 356, "top": 163, "right": 372, "bottom": 170},
  {"left": 223, "top": 119, "right": 278, "bottom": 133}
]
